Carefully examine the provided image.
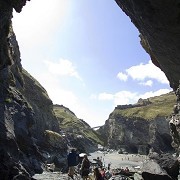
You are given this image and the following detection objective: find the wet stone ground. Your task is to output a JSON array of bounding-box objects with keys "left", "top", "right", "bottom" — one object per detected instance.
[{"left": 33, "top": 172, "right": 69, "bottom": 180}]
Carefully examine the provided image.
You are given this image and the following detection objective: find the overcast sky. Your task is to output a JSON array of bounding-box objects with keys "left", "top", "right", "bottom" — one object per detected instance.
[{"left": 12, "top": 0, "right": 172, "bottom": 127}]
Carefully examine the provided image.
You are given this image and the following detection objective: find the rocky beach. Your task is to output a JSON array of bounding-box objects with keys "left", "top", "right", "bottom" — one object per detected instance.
[
  {"left": 33, "top": 151, "right": 148, "bottom": 179},
  {"left": 89, "top": 151, "right": 148, "bottom": 170}
]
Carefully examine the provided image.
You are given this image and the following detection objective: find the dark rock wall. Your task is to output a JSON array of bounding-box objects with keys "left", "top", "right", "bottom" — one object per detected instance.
[{"left": 0, "top": 1, "right": 61, "bottom": 179}]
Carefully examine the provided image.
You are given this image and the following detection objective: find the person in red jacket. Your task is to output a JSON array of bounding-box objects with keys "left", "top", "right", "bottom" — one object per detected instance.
[
  {"left": 94, "top": 167, "right": 103, "bottom": 180},
  {"left": 100, "top": 168, "right": 106, "bottom": 179}
]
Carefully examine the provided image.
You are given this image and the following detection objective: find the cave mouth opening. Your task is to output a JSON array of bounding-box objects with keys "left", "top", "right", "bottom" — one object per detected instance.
[{"left": 160, "top": 133, "right": 174, "bottom": 152}]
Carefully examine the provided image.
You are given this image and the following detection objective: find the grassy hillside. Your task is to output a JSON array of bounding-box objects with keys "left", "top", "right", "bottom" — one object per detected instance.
[
  {"left": 112, "top": 92, "right": 176, "bottom": 120},
  {"left": 53, "top": 105, "right": 104, "bottom": 145}
]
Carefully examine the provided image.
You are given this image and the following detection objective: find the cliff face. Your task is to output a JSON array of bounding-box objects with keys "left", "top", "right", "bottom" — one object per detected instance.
[
  {"left": 21, "top": 70, "right": 59, "bottom": 139},
  {"left": 0, "top": 1, "right": 62, "bottom": 179},
  {"left": 99, "top": 116, "right": 172, "bottom": 154},
  {"left": 98, "top": 92, "right": 176, "bottom": 154}
]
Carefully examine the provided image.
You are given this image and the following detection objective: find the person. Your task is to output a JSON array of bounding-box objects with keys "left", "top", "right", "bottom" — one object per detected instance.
[
  {"left": 124, "top": 167, "right": 129, "bottom": 173},
  {"left": 81, "top": 154, "right": 90, "bottom": 180},
  {"left": 67, "top": 148, "right": 79, "bottom": 179},
  {"left": 96, "top": 157, "right": 103, "bottom": 168},
  {"left": 94, "top": 167, "right": 103, "bottom": 180},
  {"left": 107, "top": 163, "right": 111, "bottom": 170},
  {"left": 100, "top": 168, "right": 106, "bottom": 179}
]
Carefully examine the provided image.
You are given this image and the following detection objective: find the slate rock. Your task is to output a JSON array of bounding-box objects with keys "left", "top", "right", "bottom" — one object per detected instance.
[{"left": 141, "top": 160, "right": 173, "bottom": 180}]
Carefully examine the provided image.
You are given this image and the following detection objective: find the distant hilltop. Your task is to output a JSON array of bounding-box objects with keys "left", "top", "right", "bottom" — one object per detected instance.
[
  {"left": 98, "top": 91, "right": 176, "bottom": 155},
  {"left": 115, "top": 98, "right": 152, "bottom": 110},
  {"left": 115, "top": 92, "right": 173, "bottom": 111},
  {"left": 54, "top": 104, "right": 76, "bottom": 116}
]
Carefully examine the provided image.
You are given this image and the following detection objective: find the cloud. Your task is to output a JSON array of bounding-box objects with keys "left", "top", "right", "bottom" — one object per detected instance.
[
  {"left": 117, "top": 72, "right": 128, "bottom": 81},
  {"left": 138, "top": 89, "right": 171, "bottom": 99},
  {"left": 98, "top": 93, "right": 114, "bottom": 100},
  {"left": 44, "top": 59, "right": 83, "bottom": 81},
  {"left": 117, "top": 61, "right": 169, "bottom": 85},
  {"left": 126, "top": 61, "right": 168, "bottom": 84},
  {"left": 94, "top": 88, "right": 171, "bottom": 106},
  {"left": 90, "top": 94, "right": 97, "bottom": 99},
  {"left": 114, "top": 91, "right": 138, "bottom": 105},
  {"left": 93, "top": 91, "right": 138, "bottom": 105},
  {"left": 139, "top": 80, "right": 153, "bottom": 87}
]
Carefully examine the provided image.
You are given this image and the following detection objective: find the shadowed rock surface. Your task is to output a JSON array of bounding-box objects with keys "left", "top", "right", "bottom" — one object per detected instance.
[
  {"left": 148, "top": 152, "right": 179, "bottom": 179},
  {"left": 0, "top": 1, "right": 64, "bottom": 179},
  {"left": 141, "top": 161, "right": 173, "bottom": 180}
]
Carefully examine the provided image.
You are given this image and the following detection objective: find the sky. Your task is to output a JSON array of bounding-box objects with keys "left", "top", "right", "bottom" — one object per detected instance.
[{"left": 12, "top": 0, "right": 172, "bottom": 127}]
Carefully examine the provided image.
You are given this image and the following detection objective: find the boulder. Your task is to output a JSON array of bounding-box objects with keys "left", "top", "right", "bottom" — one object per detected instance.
[
  {"left": 141, "top": 161, "right": 173, "bottom": 180},
  {"left": 149, "top": 153, "right": 179, "bottom": 179},
  {"left": 134, "top": 173, "right": 143, "bottom": 180}
]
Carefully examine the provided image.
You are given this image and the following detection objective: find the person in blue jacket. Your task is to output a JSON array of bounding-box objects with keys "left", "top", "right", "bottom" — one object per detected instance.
[{"left": 67, "top": 148, "right": 79, "bottom": 179}]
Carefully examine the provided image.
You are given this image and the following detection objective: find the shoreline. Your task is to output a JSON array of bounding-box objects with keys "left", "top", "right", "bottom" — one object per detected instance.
[{"left": 89, "top": 151, "right": 149, "bottom": 171}]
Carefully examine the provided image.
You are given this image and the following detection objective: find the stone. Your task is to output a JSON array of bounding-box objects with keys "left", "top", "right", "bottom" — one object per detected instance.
[
  {"left": 149, "top": 153, "right": 179, "bottom": 179},
  {"left": 134, "top": 173, "right": 143, "bottom": 180},
  {"left": 141, "top": 161, "right": 173, "bottom": 180}
]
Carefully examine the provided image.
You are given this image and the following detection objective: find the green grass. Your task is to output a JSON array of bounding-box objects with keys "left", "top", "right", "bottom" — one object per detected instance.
[
  {"left": 112, "top": 92, "right": 176, "bottom": 120},
  {"left": 5, "top": 98, "right": 12, "bottom": 103},
  {"left": 82, "top": 129, "right": 104, "bottom": 144},
  {"left": 45, "top": 130, "right": 63, "bottom": 141},
  {"left": 53, "top": 105, "right": 104, "bottom": 145}
]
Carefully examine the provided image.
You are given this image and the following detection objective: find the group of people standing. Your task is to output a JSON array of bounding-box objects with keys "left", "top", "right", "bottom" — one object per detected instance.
[{"left": 67, "top": 148, "right": 109, "bottom": 179}]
